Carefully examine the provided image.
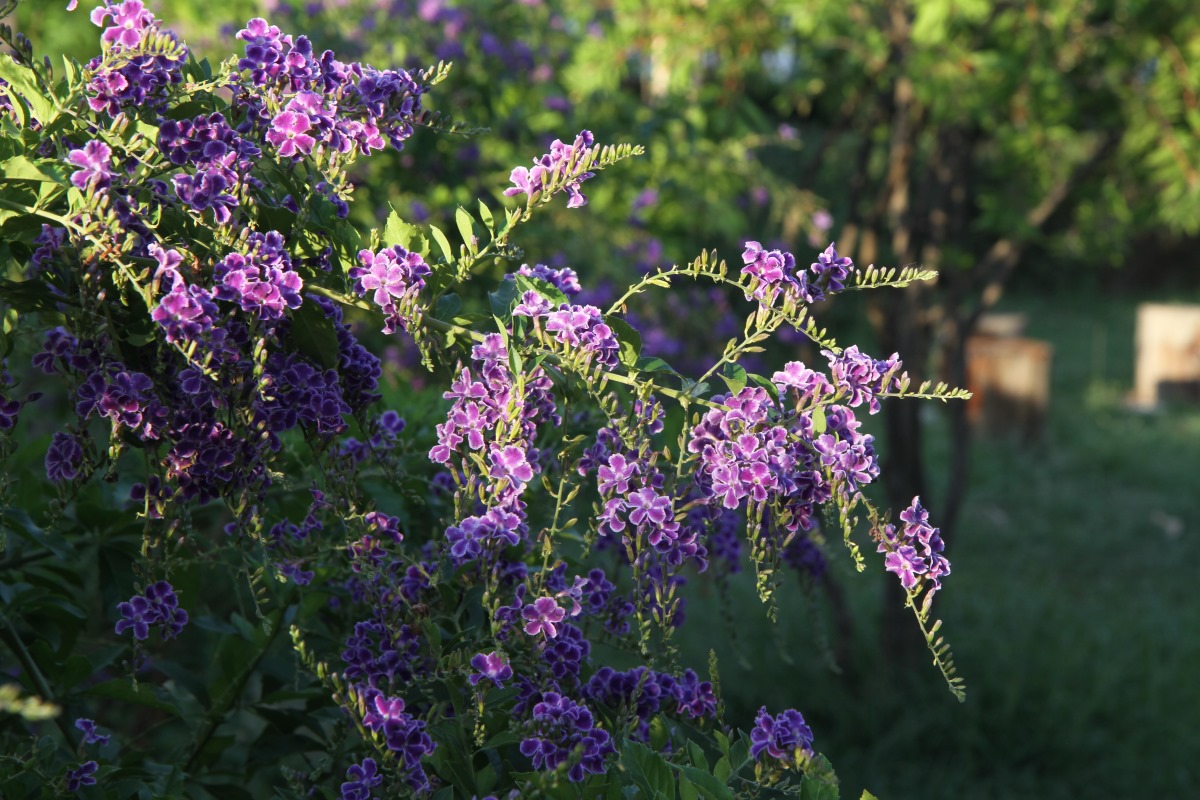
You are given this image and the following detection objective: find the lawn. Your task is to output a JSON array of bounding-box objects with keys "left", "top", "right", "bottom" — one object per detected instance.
[{"left": 680, "top": 288, "right": 1200, "bottom": 800}]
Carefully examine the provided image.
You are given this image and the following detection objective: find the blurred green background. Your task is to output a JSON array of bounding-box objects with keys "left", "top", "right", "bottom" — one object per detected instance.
[{"left": 12, "top": 1, "right": 1200, "bottom": 797}]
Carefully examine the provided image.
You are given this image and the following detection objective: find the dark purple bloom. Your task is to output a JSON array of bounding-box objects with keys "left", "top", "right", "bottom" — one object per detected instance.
[
  {"left": 750, "top": 706, "right": 814, "bottom": 762},
  {"left": 114, "top": 581, "right": 188, "bottom": 641},
  {"left": 519, "top": 692, "right": 612, "bottom": 782},
  {"left": 45, "top": 433, "right": 85, "bottom": 482},
  {"left": 74, "top": 718, "right": 110, "bottom": 746},
  {"left": 469, "top": 651, "right": 513, "bottom": 688},
  {"left": 340, "top": 757, "right": 381, "bottom": 800},
  {"left": 213, "top": 231, "right": 303, "bottom": 320},
  {"left": 65, "top": 760, "right": 98, "bottom": 792}
]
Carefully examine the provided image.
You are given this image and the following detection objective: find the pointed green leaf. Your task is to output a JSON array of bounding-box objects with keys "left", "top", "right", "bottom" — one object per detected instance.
[
  {"left": 435, "top": 293, "right": 462, "bottom": 319},
  {"left": 478, "top": 199, "right": 494, "bottom": 232},
  {"left": 622, "top": 740, "right": 675, "bottom": 800},
  {"left": 811, "top": 405, "right": 827, "bottom": 435},
  {"left": 719, "top": 362, "right": 748, "bottom": 394},
  {"left": 606, "top": 316, "right": 642, "bottom": 368},
  {"left": 429, "top": 224, "right": 454, "bottom": 263},
  {"left": 0, "top": 156, "right": 66, "bottom": 185},
  {"left": 0, "top": 56, "right": 56, "bottom": 125},
  {"left": 489, "top": 278, "right": 520, "bottom": 321},
  {"left": 384, "top": 207, "right": 428, "bottom": 252},
  {"left": 455, "top": 207, "right": 477, "bottom": 254}
]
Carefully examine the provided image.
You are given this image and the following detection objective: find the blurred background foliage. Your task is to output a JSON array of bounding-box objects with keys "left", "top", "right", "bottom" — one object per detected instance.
[{"left": 10, "top": 0, "right": 1200, "bottom": 797}]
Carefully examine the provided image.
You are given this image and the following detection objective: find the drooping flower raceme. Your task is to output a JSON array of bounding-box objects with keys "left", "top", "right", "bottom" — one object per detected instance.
[
  {"left": 504, "top": 130, "right": 597, "bottom": 208},
  {"left": 879, "top": 495, "right": 951, "bottom": 593}
]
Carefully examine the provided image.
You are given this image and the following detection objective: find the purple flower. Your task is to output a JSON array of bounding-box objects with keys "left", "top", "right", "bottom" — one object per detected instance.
[
  {"left": 74, "top": 718, "right": 110, "bottom": 746},
  {"left": 741, "top": 240, "right": 801, "bottom": 301},
  {"left": 504, "top": 131, "right": 597, "bottom": 209},
  {"left": 519, "top": 692, "right": 613, "bottom": 782},
  {"left": 879, "top": 496, "right": 950, "bottom": 594},
  {"left": 340, "top": 757, "right": 381, "bottom": 800},
  {"left": 67, "top": 141, "right": 114, "bottom": 192},
  {"left": 91, "top": 1, "right": 155, "bottom": 50},
  {"left": 350, "top": 246, "right": 430, "bottom": 334},
  {"left": 45, "top": 433, "right": 85, "bottom": 482},
  {"left": 750, "top": 706, "right": 814, "bottom": 762},
  {"left": 597, "top": 453, "right": 639, "bottom": 496},
  {"left": 359, "top": 690, "right": 435, "bottom": 791},
  {"left": 811, "top": 242, "right": 855, "bottom": 294},
  {"left": 65, "top": 760, "right": 98, "bottom": 792},
  {"left": 522, "top": 596, "right": 567, "bottom": 638},
  {"left": 469, "top": 651, "right": 513, "bottom": 688},
  {"left": 266, "top": 110, "right": 317, "bottom": 157},
  {"left": 489, "top": 444, "right": 534, "bottom": 484},
  {"left": 114, "top": 581, "right": 188, "bottom": 641},
  {"left": 213, "top": 231, "right": 303, "bottom": 320}
]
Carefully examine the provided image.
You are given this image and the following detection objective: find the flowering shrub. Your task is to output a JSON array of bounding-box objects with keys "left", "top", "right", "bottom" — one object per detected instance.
[{"left": 0, "top": 2, "right": 969, "bottom": 798}]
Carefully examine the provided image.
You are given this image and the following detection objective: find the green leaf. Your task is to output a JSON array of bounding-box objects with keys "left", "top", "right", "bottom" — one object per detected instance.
[
  {"left": 488, "top": 277, "right": 520, "bottom": 321},
  {"left": 0, "top": 55, "right": 56, "bottom": 125},
  {"left": 622, "top": 740, "right": 675, "bottom": 800},
  {"left": 435, "top": 293, "right": 462, "bottom": 319},
  {"left": 811, "top": 405, "right": 827, "bottom": 435},
  {"left": 860, "top": 792, "right": 881, "bottom": 800},
  {"left": 429, "top": 224, "right": 454, "bottom": 263},
  {"left": 0, "top": 156, "right": 67, "bottom": 185},
  {"left": 606, "top": 316, "right": 642, "bottom": 368},
  {"left": 634, "top": 355, "right": 676, "bottom": 375},
  {"left": 0, "top": 279, "right": 69, "bottom": 313},
  {"left": 514, "top": 274, "right": 569, "bottom": 308},
  {"left": 478, "top": 199, "right": 495, "bottom": 232},
  {"left": 455, "top": 206, "right": 477, "bottom": 254},
  {"left": 384, "top": 208, "right": 426, "bottom": 252},
  {"left": 747, "top": 372, "right": 780, "bottom": 401},
  {"left": 718, "top": 362, "right": 748, "bottom": 394},
  {"left": 671, "top": 763, "right": 735, "bottom": 800},
  {"left": 800, "top": 776, "right": 840, "bottom": 800},
  {"left": 291, "top": 300, "right": 340, "bottom": 370}
]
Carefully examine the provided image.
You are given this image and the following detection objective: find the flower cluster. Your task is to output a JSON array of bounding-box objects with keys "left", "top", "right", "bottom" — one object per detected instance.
[
  {"left": 519, "top": 692, "right": 613, "bottom": 783},
  {"left": 340, "top": 758, "right": 381, "bottom": 800},
  {"left": 505, "top": 130, "right": 597, "bottom": 208},
  {"left": 584, "top": 666, "right": 717, "bottom": 741},
  {"left": 114, "top": 581, "right": 188, "bottom": 641},
  {"left": 234, "top": 17, "right": 426, "bottom": 156},
  {"left": 350, "top": 245, "right": 431, "bottom": 334},
  {"left": 360, "top": 691, "right": 436, "bottom": 792},
  {"left": 159, "top": 112, "right": 261, "bottom": 223},
  {"left": 688, "top": 386, "right": 830, "bottom": 534},
  {"left": 879, "top": 496, "right": 951, "bottom": 593},
  {"left": 740, "top": 240, "right": 858, "bottom": 305},
  {"left": 213, "top": 231, "right": 304, "bottom": 321},
  {"left": 750, "top": 706, "right": 814, "bottom": 763},
  {"left": 86, "top": 1, "right": 187, "bottom": 116}
]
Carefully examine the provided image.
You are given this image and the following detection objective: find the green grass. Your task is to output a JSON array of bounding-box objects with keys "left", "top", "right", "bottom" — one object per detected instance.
[{"left": 679, "top": 289, "right": 1200, "bottom": 799}]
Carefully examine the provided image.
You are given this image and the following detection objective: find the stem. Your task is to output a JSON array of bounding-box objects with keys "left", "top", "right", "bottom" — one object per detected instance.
[
  {"left": 0, "top": 610, "right": 76, "bottom": 746},
  {"left": 0, "top": 197, "right": 79, "bottom": 231},
  {"left": 183, "top": 603, "right": 289, "bottom": 774}
]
